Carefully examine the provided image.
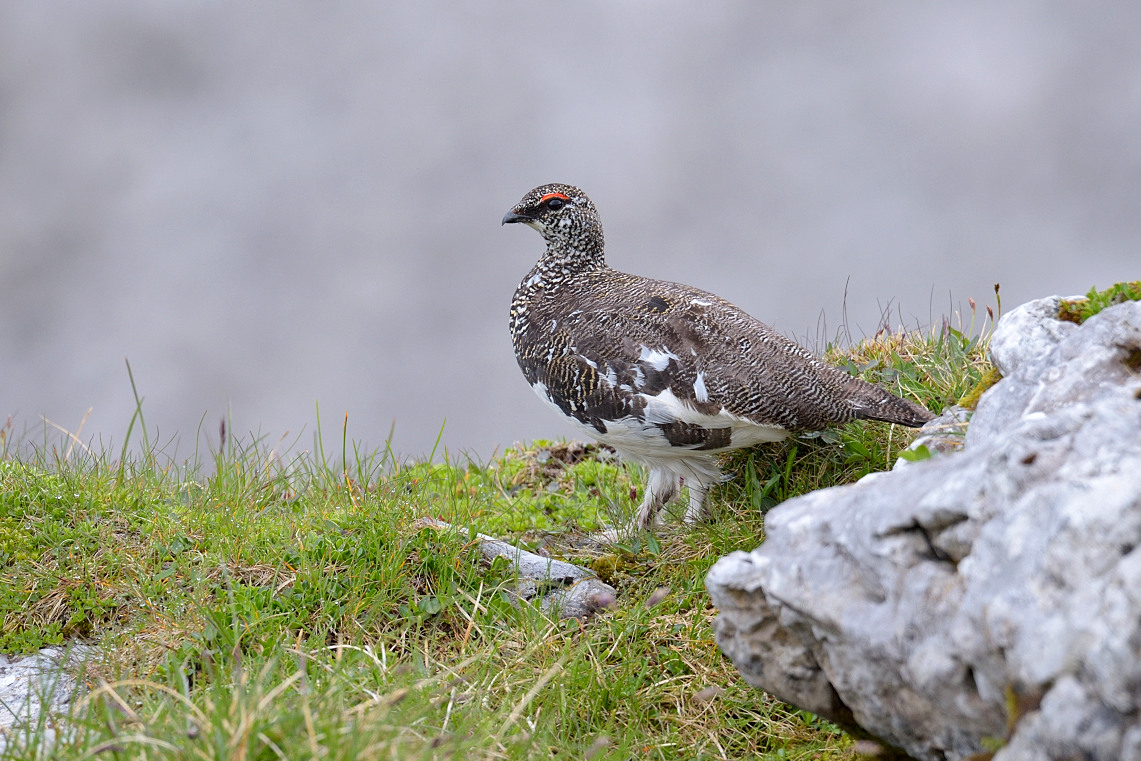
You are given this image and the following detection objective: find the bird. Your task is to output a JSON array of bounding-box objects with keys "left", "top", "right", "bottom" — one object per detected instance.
[{"left": 502, "top": 183, "right": 935, "bottom": 533}]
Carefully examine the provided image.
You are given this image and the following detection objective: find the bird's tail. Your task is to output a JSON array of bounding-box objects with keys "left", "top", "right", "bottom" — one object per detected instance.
[{"left": 848, "top": 379, "right": 935, "bottom": 428}]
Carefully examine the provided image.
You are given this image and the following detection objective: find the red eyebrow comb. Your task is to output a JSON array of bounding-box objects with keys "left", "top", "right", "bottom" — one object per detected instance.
[{"left": 539, "top": 192, "right": 570, "bottom": 203}]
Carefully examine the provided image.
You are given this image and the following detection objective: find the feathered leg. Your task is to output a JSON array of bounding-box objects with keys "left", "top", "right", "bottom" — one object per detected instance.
[
  {"left": 682, "top": 479, "right": 709, "bottom": 525},
  {"left": 633, "top": 468, "right": 678, "bottom": 530}
]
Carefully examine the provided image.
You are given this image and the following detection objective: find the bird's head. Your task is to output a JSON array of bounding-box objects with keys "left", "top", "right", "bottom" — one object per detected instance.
[{"left": 502, "top": 183, "right": 604, "bottom": 258}]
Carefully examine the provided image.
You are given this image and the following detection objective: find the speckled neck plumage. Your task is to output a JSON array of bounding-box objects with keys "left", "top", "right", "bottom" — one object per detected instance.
[{"left": 505, "top": 182, "right": 606, "bottom": 290}]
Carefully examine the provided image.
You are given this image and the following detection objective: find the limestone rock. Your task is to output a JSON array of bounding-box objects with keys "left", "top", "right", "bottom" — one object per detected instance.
[
  {"left": 0, "top": 645, "right": 93, "bottom": 754},
  {"left": 415, "top": 518, "right": 618, "bottom": 619},
  {"left": 707, "top": 297, "right": 1141, "bottom": 761},
  {"left": 892, "top": 404, "right": 970, "bottom": 468}
]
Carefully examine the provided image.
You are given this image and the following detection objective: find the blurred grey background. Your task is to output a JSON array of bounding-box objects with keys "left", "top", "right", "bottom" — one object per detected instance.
[{"left": 2, "top": 2, "right": 1138, "bottom": 462}]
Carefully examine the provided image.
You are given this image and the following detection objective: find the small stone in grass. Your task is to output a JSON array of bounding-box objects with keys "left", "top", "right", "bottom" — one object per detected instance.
[{"left": 692, "top": 685, "right": 724, "bottom": 703}]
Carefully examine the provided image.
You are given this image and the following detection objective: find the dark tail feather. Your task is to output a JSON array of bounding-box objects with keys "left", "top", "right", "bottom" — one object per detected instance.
[{"left": 849, "top": 381, "right": 935, "bottom": 428}]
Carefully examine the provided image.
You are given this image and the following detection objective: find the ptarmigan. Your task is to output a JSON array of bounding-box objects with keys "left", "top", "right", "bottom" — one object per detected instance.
[{"left": 503, "top": 183, "right": 934, "bottom": 532}]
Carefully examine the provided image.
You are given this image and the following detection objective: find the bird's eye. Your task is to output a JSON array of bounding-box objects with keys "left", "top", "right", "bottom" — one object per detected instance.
[{"left": 545, "top": 197, "right": 565, "bottom": 210}]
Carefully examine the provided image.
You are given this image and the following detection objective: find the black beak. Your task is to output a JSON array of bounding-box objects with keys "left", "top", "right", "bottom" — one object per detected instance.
[{"left": 501, "top": 210, "right": 534, "bottom": 226}]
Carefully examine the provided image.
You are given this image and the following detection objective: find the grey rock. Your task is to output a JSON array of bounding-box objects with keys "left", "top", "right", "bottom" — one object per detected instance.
[
  {"left": 415, "top": 518, "right": 617, "bottom": 619},
  {"left": 987, "top": 295, "right": 1079, "bottom": 381},
  {"left": 707, "top": 297, "right": 1141, "bottom": 761},
  {"left": 0, "top": 645, "right": 93, "bottom": 754},
  {"left": 965, "top": 294, "right": 1083, "bottom": 448},
  {"left": 893, "top": 405, "right": 970, "bottom": 469},
  {"left": 541, "top": 577, "right": 618, "bottom": 619},
  {"left": 467, "top": 535, "right": 596, "bottom": 587}
]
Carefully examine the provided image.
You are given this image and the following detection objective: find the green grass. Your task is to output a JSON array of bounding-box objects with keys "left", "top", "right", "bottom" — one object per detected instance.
[
  {"left": 0, "top": 314, "right": 993, "bottom": 760},
  {"left": 1058, "top": 280, "right": 1141, "bottom": 324}
]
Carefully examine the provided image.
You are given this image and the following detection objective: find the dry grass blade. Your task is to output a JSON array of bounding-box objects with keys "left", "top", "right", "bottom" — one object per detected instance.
[
  {"left": 77, "top": 735, "right": 180, "bottom": 759},
  {"left": 494, "top": 655, "right": 568, "bottom": 742}
]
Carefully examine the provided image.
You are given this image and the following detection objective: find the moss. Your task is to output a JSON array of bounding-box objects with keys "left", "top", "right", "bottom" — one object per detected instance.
[
  {"left": 1058, "top": 281, "right": 1141, "bottom": 324},
  {"left": 957, "top": 366, "right": 1003, "bottom": 410},
  {"left": 590, "top": 554, "right": 630, "bottom": 585}
]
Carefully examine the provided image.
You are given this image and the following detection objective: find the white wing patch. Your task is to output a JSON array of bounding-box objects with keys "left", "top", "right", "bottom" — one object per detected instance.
[
  {"left": 561, "top": 387, "right": 789, "bottom": 465},
  {"left": 693, "top": 372, "right": 709, "bottom": 403},
  {"left": 638, "top": 388, "right": 787, "bottom": 448},
  {"left": 641, "top": 387, "right": 712, "bottom": 427},
  {"left": 638, "top": 345, "right": 679, "bottom": 371}
]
